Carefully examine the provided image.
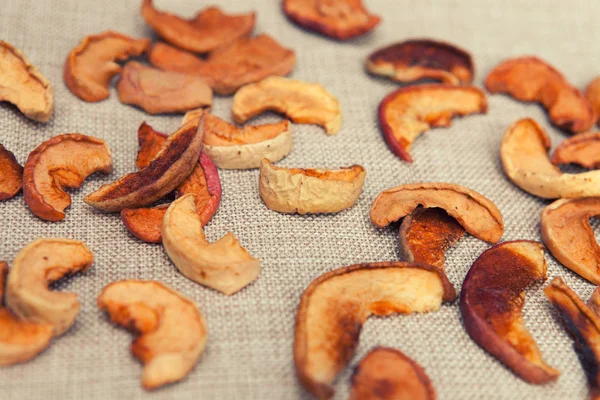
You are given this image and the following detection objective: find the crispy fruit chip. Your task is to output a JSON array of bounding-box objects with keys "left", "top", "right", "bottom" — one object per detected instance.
[
  {"left": 460, "top": 241, "right": 559, "bottom": 384},
  {"left": 283, "top": 0, "right": 380, "bottom": 40},
  {"left": 141, "top": 0, "right": 255, "bottom": 54},
  {"left": 64, "top": 31, "right": 150, "bottom": 102},
  {"left": 232, "top": 76, "right": 342, "bottom": 135},
  {"left": 486, "top": 56, "right": 595, "bottom": 133},
  {"left": 0, "top": 41, "right": 53, "bottom": 122},
  {"left": 294, "top": 262, "right": 456, "bottom": 398},
  {"left": 0, "top": 144, "right": 23, "bottom": 201},
  {"left": 552, "top": 132, "right": 600, "bottom": 169},
  {"left": 378, "top": 84, "right": 487, "bottom": 162},
  {"left": 366, "top": 39, "right": 474, "bottom": 85},
  {"left": 23, "top": 134, "right": 112, "bottom": 221},
  {"left": 98, "top": 280, "right": 207, "bottom": 390},
  {"left": 585, "top": 76, "right": 600, "bottom": 126}
]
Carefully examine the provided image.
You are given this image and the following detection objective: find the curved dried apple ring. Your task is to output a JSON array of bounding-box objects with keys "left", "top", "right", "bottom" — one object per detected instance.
[
  {"left": 0, "top": 41, "right": 53, "bottom": 122},
  {"left": 552, "top": 132, "right": 600, "bottom": 168},
  {"left": 63, "top": 31, "right": 150, "bottom": 102},
  {"left": 366, "top": 39, "right": 474, "bottom": 85},
  {"left": 586, "top": 76, "right": 600, "bottom": 126},
  {"left": 232, "top": 76, "right": 341, "bottom": 135},
  {"left": 294, "top": 261, "right": 456, "bottom": 398},
  {"left": 0, "top": 144, "right": 23, "bottom": 201},
  {"left": 378, "top": 84, "right": 487, "bottom": 162}
]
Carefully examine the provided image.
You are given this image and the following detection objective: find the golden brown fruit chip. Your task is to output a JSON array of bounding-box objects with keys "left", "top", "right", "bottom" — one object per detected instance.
[
  {"left": 141, "top": 0, "right": 255, "bottom": 54},
  {"left": 585, "top": 77, "right": 600, "bottom": 126},
  {"left": 0, "top": 41, "right": 53, "bottom": 122},
  {"left": 232, "top": 76, "right": 341, "bottom": 135},
  {"left": 378, "top": 84, "right": 487, "bottom": 162},
  {"left": 460, "top": 241, "right": 559, "bottom": 384},
  {"left": 294, "top": 262, "right": 456, "bottom": 399},
  {"left": 485, "top": 56, "right": 595, "bottom": 133},
  {"left": 350, "top": 347, "right": 436, "bottom": 400},
  {"left": 0, "top": 144, "right": 23, "bottom": 201},
  {"left": 366, "top": 39, "right": 474, "bottom": 85},
  {"left": 23, "top": 134, "right": 112, "bottom": 221},
  {"left": 283, "top": 0, "right": 380, "bottom": 40},
  {"left": 552, "top": 132, "right": 600, "bottom": 169},
  {"left": 63, "top": 31, "right": 150, "bottom": 102},
  {"left": 370, "top": 182, "right": 503, "bottom": 243},
  {"left": 98, "top": 280, "right": 207, "bottom": 390}
]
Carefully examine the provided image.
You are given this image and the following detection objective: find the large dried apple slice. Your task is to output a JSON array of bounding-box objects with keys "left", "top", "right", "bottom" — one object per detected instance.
[
  {"left": 0, "top": 144, "right": 23, "bottom": 201},
  {"left": 552, "top": 132, "right": 600, "bottom": 169},
  {"left": 460, "top": 241, "right": 559, "bottom": 384},
  {"left": 378, "top": 84, "right": 487, "bottom": 162}
]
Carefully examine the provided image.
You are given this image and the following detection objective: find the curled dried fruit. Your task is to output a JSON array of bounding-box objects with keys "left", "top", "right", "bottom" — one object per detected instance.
[
  {"left": 232, "top": 76, "right": 341, "bottom": 135},
  {"left": 64, "top": 31, "right": 150, "bottom": 102},
  {"left": 294, "top": 262, "right": 456, "bottom": 398},
  {"left": 98, "top": 280, "right": 207, "bottom": 389},
  {"left": 378, "top": 84, "right": 487, "bottom": 162},
  {"left": 0, "top": 144, "right": 23, "bottom": 201},
  {"left": 0, "top": 41, "right": 53, "bottom": 122},
  {"left": 259, "top": 159, "right": 365, "bottom": 214},
  {"left": 460, "top": 241, "right": 559, "bottom": 384},
  {"left": 366, "top": 39, "right": 474, "bottom": 85},
  {"left": 23, "top": 134, "right": 112, "bottom": 221},
  {"left": 486, "top": 56, "right": 595, "bottom": 133},
  {"left": 586, "top": 77, "right": 600, "bottom": 126},
  {"left": 552, "top": 132, "right": 600, "bottom": 169}
]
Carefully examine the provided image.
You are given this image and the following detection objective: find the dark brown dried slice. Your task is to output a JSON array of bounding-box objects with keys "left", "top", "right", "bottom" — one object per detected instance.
[
  {"left": 0, "top": 144, "right": 23, "bottom": 201},
  {"left": 551, "top": 132, "right": 600, "bottom": 169}
]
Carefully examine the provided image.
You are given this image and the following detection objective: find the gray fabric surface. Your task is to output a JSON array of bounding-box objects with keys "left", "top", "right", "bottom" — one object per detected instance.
[{"left": 1, "top": 0, "right": 599, "bottom": 398}]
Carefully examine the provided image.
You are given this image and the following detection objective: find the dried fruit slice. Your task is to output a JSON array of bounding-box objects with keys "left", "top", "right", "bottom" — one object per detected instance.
[
  {"left": 378, "top": 84, "right": 487, "bottom": 162},
  {"left": 366, "top": 39, "right": 474, "bottom": 85},
  {"left": 98, "top": 280, "right": 207, "bottom": 389},
  {"left": 585, "top": 77, "right": 600, "bottom": 126},
  {"left": 486, "top": 56, "right": 595, "bottom": 133},
  {"left": 0, "top": 144, "right": 23, "bottom": 201},
  {"left": 232, "top": 76, "right": 341, "bottom": 135},
  {"left": 0, "top": 41, "right": 53, "bottom": 122},
  {"left": 552, "top": 132, "right": 600, "bottom": 168},
  {"left": 294, "top": 262, "right": 456, "bottom": 398},
  {"left": 259, "top": 159, "right": 365, "bottom": 214},
  {"left": 460, "top": 241, "right": 559, "bottom": 384},
  {"left": 141, "top": 0, "right": 255, "bottom": 54},
  {"left": 23, "top": 134, "right": 112, "bottom": 221},
  {"left": 121, "top": 204, "right": 170, "bottom": 244},
  {"left": 63, "top": 31, "right": 150, "bottom": 102},
  {"left": 283, "top": 0, "right": 380, "bottom": 40},
  {"left": 136, "top": 122, "right": 168, "bottom": 169},
  {"left": 370, "top": 182, "right": 503, "bottom": 243}
]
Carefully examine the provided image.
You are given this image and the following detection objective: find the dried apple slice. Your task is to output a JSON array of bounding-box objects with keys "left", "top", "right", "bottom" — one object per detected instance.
[
  {"left": 141, "top": 0, "right": 255, "bottom": 54},
  {"left": 0, "top": 144, "right": 23, "bottom": 201},
  {"left": 460, "top": 241, "right": 559, "bottom": 384},
  {"left": 586, "top": 76, "right": 600, "bottom": 126},
  {"left": 0, "top": 41, "right": 53, "bottom": 122},
  {"left": 294, "top": 261, "right": 456, "bottom": 398},
  {"left": 366, "top": 39, "right": 474, "bottom": 85},
  {"left": 135, "top": 122, "right": 168, "bottom": 169},
  {"left": 232, "top": 76, "right": 341, "bottom": 135},
  {"left": 552, "top": 132, "right": 600, "bottom": 168},
  {"left": 63, "top": 31, "right": 150, "bottom": 102},
  {"left": 121, "top": 204, "right": 169, "bottom": 244}
]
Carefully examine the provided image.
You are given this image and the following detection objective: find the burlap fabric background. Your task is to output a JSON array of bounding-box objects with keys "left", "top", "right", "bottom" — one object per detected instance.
[{"left": 2, "top": 0, "right": 600, "bottom": 398}]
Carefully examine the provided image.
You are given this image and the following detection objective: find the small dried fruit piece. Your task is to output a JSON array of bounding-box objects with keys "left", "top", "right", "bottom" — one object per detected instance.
[
  {"left": 283, "top": 0, "right": 380, "bottom": 40},
  {"left": 350, "top": 347, "right": 436, "bottom": 400},
  {"left": 135, "top": 122, "right": 168, "bottom": 169},
  {"left": 64, "top": 31, "right": 150, "bottom": 102},
  {"left": 585, "top": 77, "right": 600, "bottom": 126},
  {"left": 23, "top": 134, "right": 112, "bottom": 221},
  {"left": 552, "top": 132, "right": 600, "bottom": 169},
  {"left": 121, "top": 204, "right": 169, "bottom": 244},
  {"left": 460, "top": 241, "right": 559, "bottom": 384},
  {"left": 98, "top": 280, "right": 207, "bottom": 389},
  {"left": 294, "top": 262, "right": 456, "bottom": 398},
  {"left": 366, "top": 39, "right": 474, "bottom": 85},
  {"left": 232, "top": 76, "right": 341, "bottom": 135},
  {"left": 0, "top": 41, "right": 53, "bottom": 122},
  {"left": 486, "top": 56, "right": 595, "bottom": 133},
  {"left": 0, "top": 144, "right": 23, "bottom": 201},
  {"left": 378, "top": 84, "right": 487, "bottom": 162}
]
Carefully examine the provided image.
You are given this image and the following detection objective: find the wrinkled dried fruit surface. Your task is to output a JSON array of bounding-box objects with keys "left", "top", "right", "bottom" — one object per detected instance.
[
  {"left": 98, "top": 280, "right": 207, "bottom": 389},
  {"left": 367, "top": 39, "right": 474, "bottom": 85},
  {"left": 294, "top": 262, "right": 455, "bottom": 399},
  {"left": 0, "top": 41, "right": 53, "bottom": 122},
  {"left": 378, "top": 84, "right": 487, "bottom": 162},
  {"left": 232, "top": 76, "right": 341, "bottom": 135},
  {"left": 63, "top": 31, "right": 150, "bottom": 102},
  {"left": 23, "top": 134, "right": 112, "bottom": 221},
  {"left": 283, "top": 0, "right": 380, "bottom": 40},
  {"left": 460, "top": 241, "right": 559, "bottom": 384},
  {"left": 586, "top": 77, "right": 600, "bottom": 126},
  {"left": 486, "top": 56, "right": 595, "bottom": 133},
  {"left": 141, "top": 0, "right": 255, "bottom": 54},
  {"left": 0, "top": 144, "right": 23, "bottom": 201},
  {"left": 552, "top": 132, "right": 600, "bottom": 169},
  {"left": 121, "top": 204, "right": 169, "bottom": 244}
]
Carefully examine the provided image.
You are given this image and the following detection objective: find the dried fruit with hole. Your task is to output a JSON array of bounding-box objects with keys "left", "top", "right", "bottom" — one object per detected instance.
[
  {"left": 552, "top": 132, "right": 600, "bottom": 169},
  {"left": 378, "top": 84, "right": 487, "bottom": 162},
  {"left": 0, "top": 41, "right": 53, "bottom": 122},
  {"left": 98, "top": 280, "right": 207, "bottom": 390},
  {"left": 63, "top": 31, "right": 150, "bottom": 102},
  {"left": 232, "top": 76, "right": 341, "bottom": 135},
  {"left": 23, "top": 134, "right": 112, "bottom": 221},
  {"left": 460, "top": 241, "right": 559, "bottom": 384},
  {"left": 585, "top": 76, "right": 600, "bottom": 126},
  {"left": 0, "top": 144, "right": 23, "bottom": 201},
  {"left": 294, "top": 261, "right": 456, "bottom": 399}
]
